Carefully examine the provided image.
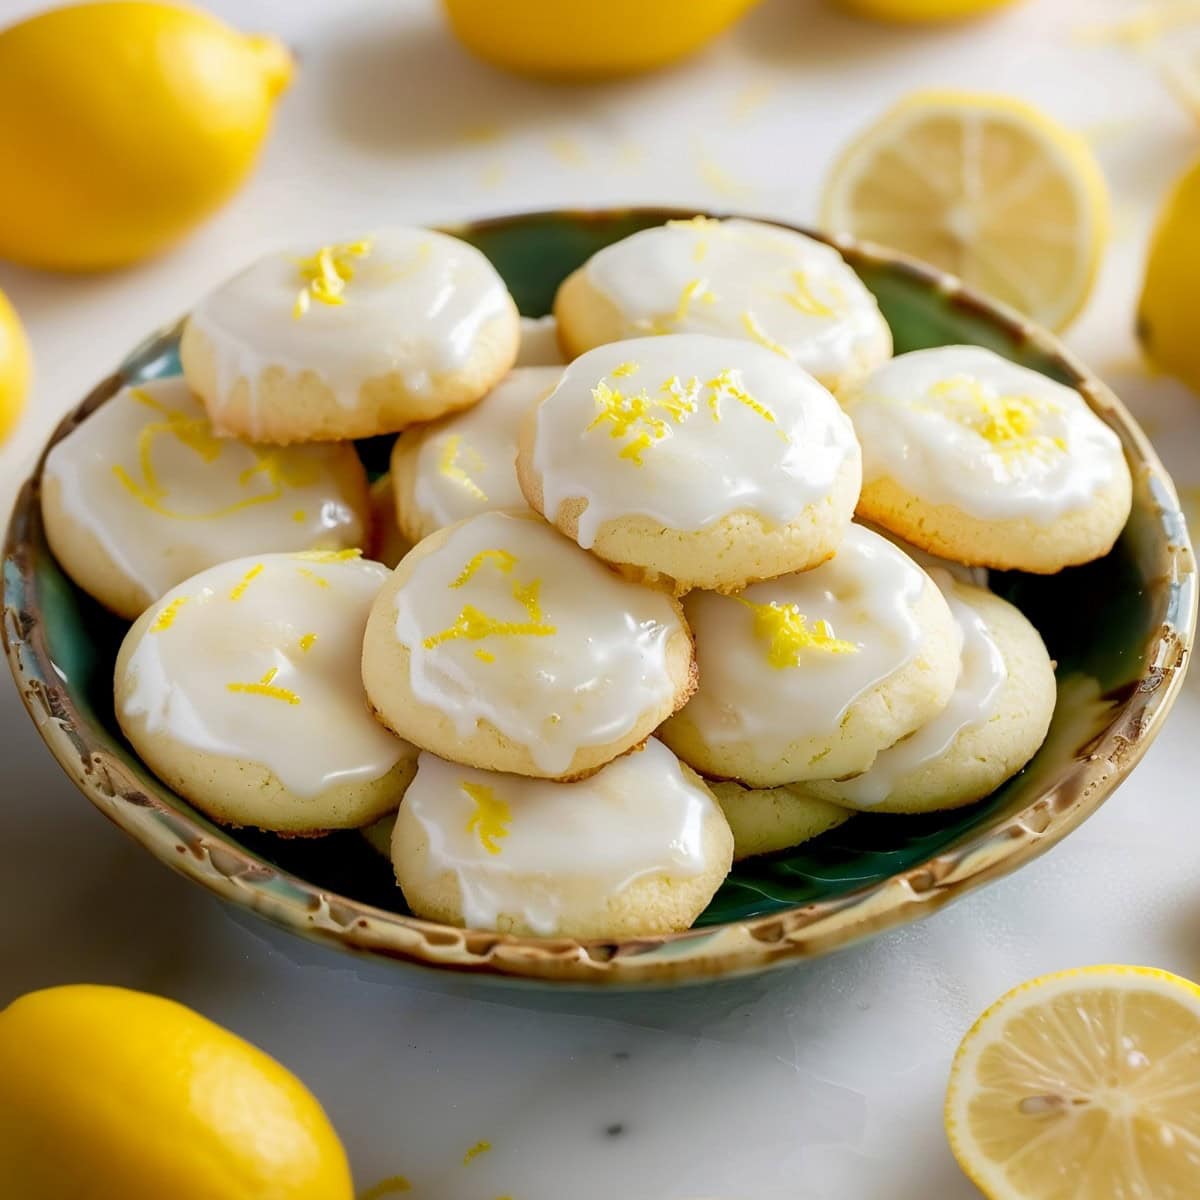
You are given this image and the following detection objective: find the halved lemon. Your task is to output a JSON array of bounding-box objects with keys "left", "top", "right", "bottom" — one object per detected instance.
[
  {"left": 821, "top": 90, "right": 1110, "bottom": 330},
  {"left": 945, "top": 965, "right": 1200, "bottom": 1199}
]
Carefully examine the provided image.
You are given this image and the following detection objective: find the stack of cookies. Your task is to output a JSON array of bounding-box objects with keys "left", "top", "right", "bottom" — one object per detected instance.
[{"left": 42, "top": 217, "right": 1134, "bottom": 940}]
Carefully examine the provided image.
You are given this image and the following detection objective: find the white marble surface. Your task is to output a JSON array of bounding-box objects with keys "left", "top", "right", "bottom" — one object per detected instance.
[{"left": 3, "top": 1, "right": 1200, "bottom": 1195}]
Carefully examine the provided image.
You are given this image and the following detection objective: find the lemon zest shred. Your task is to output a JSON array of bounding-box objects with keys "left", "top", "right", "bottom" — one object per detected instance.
[
  {"left": 738, "top": 598, "right": 858, "bottom": 667},
  {"left": 292, "top": 548, "right": 362, "bottom": 562},
  {"left": 462, "top": 1138, "right": 494, "bottom": 1164},
  {"left": 706, "top": 368, "right": 781, "bottom": 430},
  {"left": 423, "top": 605, "right": 555, "bottom": 649},
  {"left": 450, "top": 549, "right": 517, "bottom": 589},
  {"left": 474, "top": 649, "right": 496, "bottom": 662},
  {"left": 293, "top": 239, "right": 372, "bottom": 318},
  {"left": 226, "top": 666, "right": 301, "bottom": 705},
  {"left": 612, "top": 361, "right": 640, "bottom": 377},
  {"left": 740, "top": 310, "right": 792, "bottom": 358},
  {"left": 298, "top": 632, "right": 317, "bottom": 652},
  {"left": 357, "top": 1175, "right": 412, "bottom": 1199},
  {"left": 150, "top": 596, "right": 188, "bottom": 633},
  {"left": 296, "top": 568, "right": 330, "bottom": 589},
  {"left": 925, "top": 376, "right": 1065, "bottom": 460},
  {"left": 781, "top": 270, "right": 836, "bottom": 317},
  {"left": 292, "top": 509, "right": 307, "bottom": 523},
  {"left": 439, "top": 435, "right": 488, "bottom": 502},
  {"left": 229, "top": 563, "right": 264, "bottom": 602}
]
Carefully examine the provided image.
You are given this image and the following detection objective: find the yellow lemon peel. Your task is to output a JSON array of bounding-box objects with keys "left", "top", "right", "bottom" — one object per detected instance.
[
  {"left": 298, "top": 633, "right": 317, "bottom": 652},
  {"left": 451, "top": 549, "right": 517, "bottom": 588},
  {"left": 463, "top": 788, "right": 510, "bottom": 855},
  {"left": 926, "top": 376, "right": 1066, "bottom": 459},
  {"left": 781, "top": 270, "right": 836, "bottom": 317},
  {"left": 228, "top": 563, "right": 263, "bottom": 602},
  {"left": 738, "top": 598, "right": 858, "bottom": 667},
  {"left": 296, "top": 568, "right": 330, "bottom": 589},
  {"left": 740, "top": 310, "right": 791, "bottom": 358},
  {"left": 439, "top": 435, "right": 488, "bottom": 502},
  {"left": 226, "top": 666, "right": 301, "bottom": 705},
  {"left": 293, "top": 239, "right": 372, "bottom": 318},
  {"left": 462, "top": 1139, "right": 494, "bottom": 1164},
  {"left": 150, "top": 596, "right": 188, "bottom": 633},
  {"left": 292, "top": 549, "right": 362, "bottom": 563}
]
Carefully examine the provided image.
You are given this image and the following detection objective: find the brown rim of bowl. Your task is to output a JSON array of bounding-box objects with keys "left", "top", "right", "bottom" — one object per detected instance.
[{"left": 3, "top": 208, "right": 1196, "bottom": 988}]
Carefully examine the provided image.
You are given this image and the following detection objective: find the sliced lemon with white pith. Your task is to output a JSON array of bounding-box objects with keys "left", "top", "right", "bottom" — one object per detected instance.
[
  {"left": 945, "top": 965, "right": 1200, "bottom": 1200},
  {"left": 821, "top": 90, "right": 1110, "bottom": 331}
]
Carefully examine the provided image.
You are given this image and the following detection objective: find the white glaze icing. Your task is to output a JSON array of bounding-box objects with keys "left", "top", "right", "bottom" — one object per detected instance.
[
  {"left": 43, "top": 377, "right": 364, "bottom": 605},
  {"left": 187, "top": 227, "right": 513, "bottom": 436},
  {"left": 827, "top": 573, "right": 1008, "bottom": 806},
  {"left": 530, "top": 334, "right": 859, "bottom": 548},
  {"left": 678, "top": 525, "right": 959, "bottom": 759},
  {"left": 866, "top": 521, "right": 989, "bottom": 589},
  {"left": 583, "top": 217, "right": 891, "bottom": 382},
  {"left": 121, "top": 552, "right": 410, "bottom": 796},
  {"left": 516, "top": 315, "right": 566, "bottom": 366},
  {"left": 413, "top": 366, "right": 560, "bottom": 530},
  {"left": 398, "top": 740, "right": 712, "bottom": 934},
  {"left": 844, "top": 346, "right": 1126, "bottom": 523},
  {"left": 393, "top": 511, "right": 683, "bottom": 775}
]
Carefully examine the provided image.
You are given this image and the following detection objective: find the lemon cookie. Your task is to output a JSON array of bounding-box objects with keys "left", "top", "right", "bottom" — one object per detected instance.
[
  {"left": 659, "top": 524, "right": 961, "bottom": 787},
  {"left": 42, "top": 377, "right": 369, "bottom": 620},
  {"left": 804, "top": 575, "right": 1055, "bottom": 813},
  {"left": 181, "top": 228, "right": 519, "bottom": 443},
  {"left": 841, "top": 346, "right": 1132, "bottom": 573},
  {"left": 115, "top": 551, "right": 416, "bottom": 833},
  {"left": 391, "top": 366, "right": 559, "bottom": 542},
  {"left": 361, "top": 510, "right": 696, "bottom": 780},
  {"left": 516, "top": 315, "right": 566, "bottom": 366},
  {"left": 708, "top": 780, "right": 851, "bottom": 861},
  {"left": 368, "top": 475, "right": 413, "bottom": 569},
  {"left": 516, "top": 335, "right": 862, "bottom": 593},
  {"left": 392, "top": 740, "right": 733, "bottom": 937},
  {"left": 554, "top": 216, "right": 892, "bottom": 390}
]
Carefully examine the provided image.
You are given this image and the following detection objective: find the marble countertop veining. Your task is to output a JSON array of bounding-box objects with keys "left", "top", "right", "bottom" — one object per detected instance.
[{"left": 3, "top": 1, "right": 1200, "bottom": 1195}]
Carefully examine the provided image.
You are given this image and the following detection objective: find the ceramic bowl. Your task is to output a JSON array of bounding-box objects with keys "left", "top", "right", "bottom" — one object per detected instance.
[{"left": 4, "top": 208, "right": 1195, "bottom": 987}]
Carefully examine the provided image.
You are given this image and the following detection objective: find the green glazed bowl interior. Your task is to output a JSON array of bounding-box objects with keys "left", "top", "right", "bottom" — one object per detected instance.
[{"left": 4, "top": 208, "right": 1195, "bottom": 986}]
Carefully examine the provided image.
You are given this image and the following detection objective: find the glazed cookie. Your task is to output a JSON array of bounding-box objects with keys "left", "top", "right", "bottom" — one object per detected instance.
[
  {"left": 391, "top": 740, "right": 733, "bottom": 937},
  {"left": 391, "top": 366, "right": 560, "bottom": 542},
  {"left": 516, "top": 315, "right": 566, "bottom": 366},
  {"left": 181, "top": 228, "right": 520, "bottom": 443},
  {"left": 841, "top": 346, "right": 1133, "bottom": 573},
  {"left": 361, "top": 510, "right": 696, "bottom": 780},
  {"left": 554, "top": 216, "right": 892, "bottom": 391},
  {"left": 804, "top": 576, "right": 1056, "bottom": 814},
  {"left": 115, "top": 551, "right": 416, "bottom": 833},
  {"left": 42, "top": 378, "right": 369, "bottom": 620},
  {"left": 368, "top": 475, "right": 414, "bottom": 570},
  {"left": 708, "top": 780, "right": 851, "bottom": 861},
  {"left": 516, "top": 335, "right": 862, "bottom": 593},
  {"left": 658, "top": 524, "right": 961, "bottom": 787}
]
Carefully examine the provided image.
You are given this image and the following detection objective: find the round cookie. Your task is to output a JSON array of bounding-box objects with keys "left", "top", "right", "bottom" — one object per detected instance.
[
  {"left": 368, "top": 475, "right": 414, "bottom": 570},
  {"left": 516, "top": 334, "right": 862, "bottom": 593},
  {"left": 554, "top": 216, "right": 892, "bottom": 391},
  {"left": 803, "top": 576, "right": 1056, "bottom": 814},
  {"left": 708, "top": 780, "right": 851, "bottom": 861},
  {"left": 181, "top": 228, "right": 520, "bottom": 444},
  {"left": 516, "top": 315, "right": 566, "bottom": 366},
  {"left": 391, "top": 740, "right": 733, "bottom": 938},
  {"left": 391, "top": 365, "right": 560, "bottom": 543},
  {"left": 362, "top": 510, "right": 696, "bottom": 780},
  {"left": 115, "top": 551, "right": 416, "bottom": 833},
  {"left": 840, "top": 346, "right": 1133, "bottom": 573},
  {"left": 42, "top": 377, "right": 369, "bottom": 621},
  {"left": 658, "top": 524, "right": 961, "bottom": 787}
]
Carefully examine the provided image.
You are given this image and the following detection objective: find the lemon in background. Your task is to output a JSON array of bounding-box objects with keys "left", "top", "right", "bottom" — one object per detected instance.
[
  {"left": 0, "top": 288, "right": 31, "bottom": 444},
  {"left": 0, "top": 2, "right": 293, "bottom": 271},
  {"left": 822, "top": 90, "right": 1109, "bottom": 331},
  {"left": 946, "top": 966, "right": 1200, "bottom": 1199},
  {"left": 442, "top": 0, "right": 759, "bottom": 80},
  {"left": 0, "top": 985, "right": 354, "bottom": 1200},
  {"left": 1139, "top": 159, "right": 1200, "bottom": 394},
  {"left": 836, "top": 0, "right": 1022, "bottom": 22}
]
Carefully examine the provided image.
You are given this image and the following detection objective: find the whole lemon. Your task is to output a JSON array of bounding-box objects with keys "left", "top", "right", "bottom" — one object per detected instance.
[
  {"left": 835, "top": 0, "right": 1020, "bottom": 21},
  {"left": 0, "top": 985, "right": 354, "bottom": 1200},
  {"left": 0, "top": 3, "right": 293, "bottom": 271},
  {"left": 0, "top": 288, "right": 32, "bottom": 443},
  {"left": 1139, "top": 158, "right": 1200, "bottom": 395},
  {"left": 442, "top": 0, "right": 759, "bottom": 80}
]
